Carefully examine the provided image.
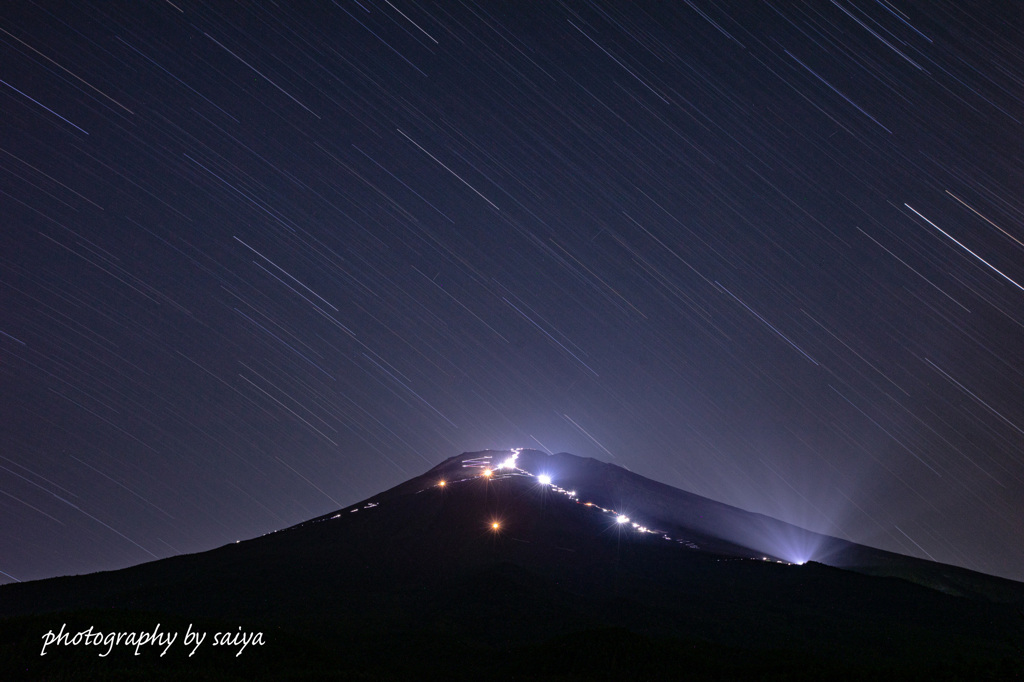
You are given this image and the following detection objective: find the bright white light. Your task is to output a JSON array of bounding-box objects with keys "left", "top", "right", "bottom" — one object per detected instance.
[
  {"left": 481, "top": 469, "right": 493, "bottom": 478},
  {"left": 496, "top": 450, "right": 520, "bottom": 470},
  {"left": 491, "top": 521, "right": 500, "bottom": 530},
  {"left": 538, "top": 474, "right": 552, "bottom": 485},
  {"left": 616, "top": 515, "right": 629, "bottom": 524}
]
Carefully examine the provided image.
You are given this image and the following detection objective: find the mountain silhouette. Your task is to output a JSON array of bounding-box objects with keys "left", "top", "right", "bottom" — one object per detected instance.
[{"left": 2, "top": 449, "right": 1022, "bottom": 680}]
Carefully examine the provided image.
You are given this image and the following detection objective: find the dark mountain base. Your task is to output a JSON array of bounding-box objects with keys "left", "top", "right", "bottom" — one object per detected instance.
[
  {"left": 5, "top": 552, "right": 1023, "bottom": 682},
  {"left": 4, "top": 608, "right": 1021, "bottom": 681}
]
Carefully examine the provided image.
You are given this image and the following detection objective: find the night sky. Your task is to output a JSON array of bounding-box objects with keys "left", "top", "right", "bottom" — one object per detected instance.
[{"left": 2, "top": 1, "right": 1022, "bottom": 585}]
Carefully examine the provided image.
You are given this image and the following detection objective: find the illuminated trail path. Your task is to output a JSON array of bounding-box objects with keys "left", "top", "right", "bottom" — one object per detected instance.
[{"left": 319, "top": 449, "right": 803, "bottom": 566}]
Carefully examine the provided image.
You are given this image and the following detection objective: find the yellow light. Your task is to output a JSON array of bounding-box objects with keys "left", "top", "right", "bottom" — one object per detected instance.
[
  {"left": 438, "top": 480, "right": 446, "bottom": 487},
  {"left": 482, "top": 469, "right": 493, "bottom": 478},
  {"left": 491, "top": 521, "right": 500, "bottom": 530}
]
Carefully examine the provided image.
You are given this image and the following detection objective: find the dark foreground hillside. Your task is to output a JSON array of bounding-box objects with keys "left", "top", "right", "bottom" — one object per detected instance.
[{"left": 3, "top": 451, "right": 1022, "bottom": 680}]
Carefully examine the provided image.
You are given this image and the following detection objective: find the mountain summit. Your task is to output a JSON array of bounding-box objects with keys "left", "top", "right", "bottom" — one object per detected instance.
[{"left": 3, "top": 449, "right": 1022, "bottom": 680}]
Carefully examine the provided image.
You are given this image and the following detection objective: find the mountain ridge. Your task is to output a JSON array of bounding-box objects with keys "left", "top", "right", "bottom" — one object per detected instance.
[
  {"left": 291, "top": 448, "right": 1024, "bottom": 604},
  {"left": 2, "top": 448, "right": 1022, "bottom": 680}
]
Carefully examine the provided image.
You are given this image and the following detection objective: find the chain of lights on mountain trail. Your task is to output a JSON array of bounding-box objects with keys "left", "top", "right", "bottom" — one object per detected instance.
[{"left": 320, "top": 450, "right": 802, "bottom": 566}]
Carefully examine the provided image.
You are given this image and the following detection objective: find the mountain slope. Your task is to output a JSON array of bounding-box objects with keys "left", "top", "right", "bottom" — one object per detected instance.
[{"left": 2, "top": 449, "right": 1022, "bottom": 680}]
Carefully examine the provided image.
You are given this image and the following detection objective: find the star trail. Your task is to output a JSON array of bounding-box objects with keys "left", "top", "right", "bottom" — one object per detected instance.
[{"left": 1, "top": 1, "right": 1022, "bottom": 584}]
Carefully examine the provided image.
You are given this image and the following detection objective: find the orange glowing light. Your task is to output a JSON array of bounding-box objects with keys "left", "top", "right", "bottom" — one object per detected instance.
[
  {"left": 491, "top": 521, "right": 500, "bottom": 530},
  {"left": 438, "top": 480, "right": 446, "bottom": 487},
  {"left": 482, "top": 469, "right": 493, "bottom": 478}
]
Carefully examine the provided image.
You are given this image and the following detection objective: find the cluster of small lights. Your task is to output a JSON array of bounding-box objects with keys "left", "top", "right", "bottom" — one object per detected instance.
[{"left": 755, "top": 556, "right": 803, "bottom": 566}]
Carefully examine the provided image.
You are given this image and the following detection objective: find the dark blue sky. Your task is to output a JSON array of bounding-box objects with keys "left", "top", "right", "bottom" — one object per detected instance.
[{"left": 2, "top": 1, "right": 1022, "bottom": 583}]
